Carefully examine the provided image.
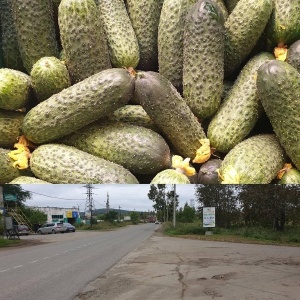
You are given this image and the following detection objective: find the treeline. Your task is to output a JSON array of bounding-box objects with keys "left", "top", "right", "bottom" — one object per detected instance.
[{"left": 194, "top": 185, "right": 300, "bottom": 230}]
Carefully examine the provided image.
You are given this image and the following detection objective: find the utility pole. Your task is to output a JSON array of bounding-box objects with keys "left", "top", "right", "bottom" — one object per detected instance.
[
  {"left": 173, "top": 184, "right": 176, "bottom": 228},
  {"left": 83, "top": 184, "right": 95, "bottom": 228},
  {"left": 163, "top": 189, "right": 166, "bottom": 223},
  {"left": 118, "top": 205, "right": 121, "bottom": 221},
  {"left": 106, "top": 192, "right": 110, "bottom": 214}
]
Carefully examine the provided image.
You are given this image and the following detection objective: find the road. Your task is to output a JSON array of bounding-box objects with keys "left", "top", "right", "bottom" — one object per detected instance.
[{"left": 0, "top": 223, "right": 156, "bottom": 300}]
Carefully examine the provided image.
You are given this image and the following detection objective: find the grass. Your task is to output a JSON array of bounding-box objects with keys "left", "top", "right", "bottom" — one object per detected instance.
[
  {"left": 0, "top": 237, "right": 23, "bottom": 247},
  {"left": 162, "top": 221, "right": 300, "bottom": 247},
  {"left": 75, "top": 220, "right": 131, "bottom": 231}
]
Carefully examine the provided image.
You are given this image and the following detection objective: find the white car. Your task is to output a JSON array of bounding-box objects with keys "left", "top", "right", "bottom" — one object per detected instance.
[{"left": 37, "top": 222, "right": 67, "bottom": 234}]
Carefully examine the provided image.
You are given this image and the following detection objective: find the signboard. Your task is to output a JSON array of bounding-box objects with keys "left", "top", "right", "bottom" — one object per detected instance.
[
  {"left": 3, "top": 193, "right": 18, "bottom": 201},
  {"left": 5, "top": 216, "right": 14, "bottom": 230},
  {"left": 0, "top": 186, "right": 4, "bottom": 207},
  {"left": 203, "top": 207, "right": 215, "bottom": 228},
  {"left": 72, "top": 211, "right": 79, "bottom": 218},
  {"left": 66, "top": 211, "right": 72, "bottom": 218},
  {"left": 0, "top": 208, "right": 6, "bottom": 215}
]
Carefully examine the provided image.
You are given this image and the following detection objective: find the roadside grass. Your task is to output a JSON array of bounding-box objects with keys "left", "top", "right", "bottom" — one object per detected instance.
[
  {"left": 0, "top": 237, "right": 23, "bottom": 247},
  {"left": 162, "top": 221, "right": 300, "bottom": 247},
  {"left": 76, "top": 220, "right": 130, "bottom": 231}
]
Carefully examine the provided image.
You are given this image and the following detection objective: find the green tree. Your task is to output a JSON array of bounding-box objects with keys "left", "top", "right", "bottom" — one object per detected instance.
[
  {"left": 104, "top": 210, "right": 118, "bottom": 222},
  {"left": 1, "top": 184, "right": 31, "bottom": 208},
  {"left": 22, "top": 206, "right": 47, "bottom": 225},
  {"left": 177, "top": 202, "right": 195, "bottom": 223},
  {"left": 130, "top": 211, "right": 140, "bottom": 225}
]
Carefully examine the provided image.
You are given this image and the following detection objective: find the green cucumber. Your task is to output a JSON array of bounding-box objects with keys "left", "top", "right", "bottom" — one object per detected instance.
[
  {"left": 29, "top": 144, "right": 139, "bottom": 184},
  {"left": 0, "top": 109, "right": 24, "bottom": 148},
  {"left": 98, "top": 0, "right": 140, "bottom": 68},
  {"left": 218, "top": 134, "right": 286, "bottom": 184},
  {"left": 134, "top": 71, "right": 207, "bottom": 160},
  {"left": 0, "top": 0, "right": 25, "bottom": 71},
  {"left": 125, "top": 0, "right": 162, "bottom": 71},
  {"left": 11, "top": 0, "right": 59, "bottom": 73},
  {"left": 58, "top": 0, "right": 111, "bottom": 83},
  {"left": 183, "top": 0, "right": 225, "bottom": 119},
  {"left": 224, "top": 0, "right": 273, "bottom": 78},
  {"left": 30, "top": 56, "right": 71, "bottom": 102},
  {"left": 150, "top": 169, "right": 191, "bottom": 184},
  {"left": 9, "top": 176, "right": 51, "bottom": 184},
  {"left": 207, "top": 52, "right": 274, "bottom": 153},
  {"left": 158, "top": 0, "right": 197, "bottom": 92},
  {"left": 0, "top": 68, "right": 32, "bottom": 110},
  {"left": 265, "top": 0, "right": 300, "bottom": 48},
  {"left": 0, "top": 148, "right": 33, "bottom": 183},
  {"left": 257, "top": 60, "right": 300, "bottom": 170},
  {"left": 278, "top": 168, "right": 300, "bottom": 184},
  {"left": 22, "top": 68, "right": 135, "bottom": 144},
  {"left": 286, "top": 40, "right": 300, "bottom": 73},
  {"left": 61, "top": 121, "right": 171, "bottom": 175}
]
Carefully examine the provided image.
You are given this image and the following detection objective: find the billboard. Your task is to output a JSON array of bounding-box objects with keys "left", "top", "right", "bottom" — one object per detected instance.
[
  {"left": 3, "top": 193, "right": 18, "bottom": 201},
  {"left": 203, "top": 207, "right": 215, "bottom": 228}
]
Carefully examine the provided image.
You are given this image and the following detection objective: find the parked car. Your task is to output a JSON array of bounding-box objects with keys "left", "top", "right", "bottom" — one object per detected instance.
[
  {"left": 37, "top": 222, "right": 67, "bottom": 234},
  {"left": 14, "top": 224, "right": 30, "bottom": 236},
  {"left": 155, "top": 221, "right": 160, "bottom": 224},
  {"left": 63, "top": 222, "right": 76, "bottom": 232}
]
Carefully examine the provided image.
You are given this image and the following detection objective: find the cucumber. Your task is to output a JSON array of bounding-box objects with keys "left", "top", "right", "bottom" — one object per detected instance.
[
  {"left": 134, "top": 71, "right": 207, "bottom": 160},
  {"left": 0, "top": 0, "right": 25, "bottom": 71},
  {"left": 183, "top": 0, "right": 225, "bottom": 119},
  {"left": 58, "top": 0, "right": 111, "bottom": 83},
  {"left": 224, "top": 0, "right": 273, "bottom": 78},
  {"left": 150, "top": 169, "right": 191, "bottom": 184},
  {"left": 198, "top": 158, "right": 222, "bottom": 184},
  {"left": 61, "top": 121, "right": 171, "bottom": 175},
  {"left": 98, "top": 0, "right": 139, "bottom": 68},
  {"left": 218, "top": 134, "right": 286, "bottom": 184},
  {"left": 22, "top": 68, "right": 135, "bottom": 144},
  {"left": 265, "top": 0, "right": 300, "bottom": 48},
  {"left": 11, "top": 0, "right": 59, "bottom": 73},
  {"left": 158, "top": 0, "right": 197, "bottom": 92},
  {"left": 107, "top": 105, "right": 160, "bottom": 133},
  {"left": 286, "top": 40, "right": 300, "bottom": 73},
  {"left": 207, "top": 52, "right": 274, "bottom": 153},
  {"left": 125, "top": 0, "right": 162, "bottom": 71},
  {"left": 29, "top": 144, "right": 139, "bottom": 184},
  {"left": 0, "top": 68, "right": 32, "bottom": 111},
  {"left": 0, "top": 148, "right": 33, "bottom": 183},
  {"left": 257, "top": 60, "right": 300, "bottom": 170},
  {"left": 30, "top": 56, "right": 71, "bottom": 102},
  {"left": 9, "top": 176, "right": 51, "bottom": 184},
  {"left": 278, "top": 168, "right": 300, "bottom": 184},
  {"left": 0, "top": 109, "right": 24, "bottom": 148}
]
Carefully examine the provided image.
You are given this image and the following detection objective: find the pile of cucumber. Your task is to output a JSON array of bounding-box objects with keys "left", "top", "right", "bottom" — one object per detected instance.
[{"left": 0, "top": 0, "right": 299, "bottom": 184}]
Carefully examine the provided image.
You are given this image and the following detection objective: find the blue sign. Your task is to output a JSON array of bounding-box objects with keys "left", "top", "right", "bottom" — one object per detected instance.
[
  {"left": 4, "top": 194, "right": 17, "bottom": 201},
  {"left": 72, "top": 211, "right": 79, "bottom": 218}
]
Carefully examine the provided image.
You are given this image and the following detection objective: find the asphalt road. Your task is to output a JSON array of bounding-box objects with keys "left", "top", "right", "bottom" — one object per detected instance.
[{"left": 0, "top": 224, "right": 156, "bottom": 300}]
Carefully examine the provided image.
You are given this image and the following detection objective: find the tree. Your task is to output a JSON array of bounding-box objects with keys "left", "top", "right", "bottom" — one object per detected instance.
[
  {"left": 22, "top": 206, "right": 47, "bottom": 225},
  {"left": 177, "top": 202, "right": 195, "bottom": 223},
  {"left": 104, "top": 210, "right": 118, "bottom": 222},
  {"left": 1, "top": 184, "right": 31, "bottom": 208},
  {"left": 148, "top": 184, "right": 166, "bottom": 221},
  {"left": 194, "top": 184, "right": 240, "bottom": 228},
  {"left": 130, "top": 211, "right": 139, "bottom": 224}
]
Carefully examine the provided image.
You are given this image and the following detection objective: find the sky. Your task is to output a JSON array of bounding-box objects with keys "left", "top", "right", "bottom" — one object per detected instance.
[{"left": 20, "top": 184, "right": 199, "bottom": 212}]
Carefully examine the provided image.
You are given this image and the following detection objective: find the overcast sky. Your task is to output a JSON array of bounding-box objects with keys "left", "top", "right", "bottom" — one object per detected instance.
[{"left": 21, "top": 184, "right": 199, "bottom": 212}]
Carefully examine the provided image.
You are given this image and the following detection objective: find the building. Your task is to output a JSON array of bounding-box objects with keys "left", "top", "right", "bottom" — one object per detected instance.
[{"left": 30, "top": 206, "right": 81, "bottom": 224}]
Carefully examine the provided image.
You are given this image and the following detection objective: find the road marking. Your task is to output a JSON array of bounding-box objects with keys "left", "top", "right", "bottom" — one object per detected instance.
[
  {"left": 43, "top": 257, "right": 50, "bottom": 260},
  {"left": 30, "top": 260, "right": 39, "bottom": 263},
  {"left": 13, "top": 265, "right": 23, "bottom": 269},
  {"left": 0, "top": 269, "right": 10, "bottom": 273}
]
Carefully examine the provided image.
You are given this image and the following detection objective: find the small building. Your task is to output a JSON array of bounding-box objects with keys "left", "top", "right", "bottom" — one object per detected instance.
[{"left": 29, "top": 206, "right": 81, "bottom": 224}]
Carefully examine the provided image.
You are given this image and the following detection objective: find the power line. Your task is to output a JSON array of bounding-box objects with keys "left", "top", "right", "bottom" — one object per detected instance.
[{"left": 26, "top": 190, "right": 87, "bottom": 201}]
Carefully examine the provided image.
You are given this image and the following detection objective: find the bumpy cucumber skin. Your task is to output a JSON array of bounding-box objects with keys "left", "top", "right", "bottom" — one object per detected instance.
[
  {"left": 99, "top": 0, "right": 139, "bottom": 68},
  {"left": 183, "top": 0, "right": 225, "bottom": 119},
  {"left": 61, "top": 121, "right": 171, "bottom": 175},
  {"left": 30, "top": 56, "right": 71, "bottom": 102},
  {"left": 150, "top": 169, "right": 190, "bottom": 184},
  {"left": 0, "top": 68, "right": 31, "bottom": 110},
  {"left": 58, "top": 0, "right": 111, "bottom": 83},
  {"left": 134, "top": 71, "right": 207, "bottom": 160},
  {"left": 224, "top": 0, "right": 273, "bottom": 78},
  {"left": 219, "top": 134, "right": 286, "bottom": 184},
  {"left": 0, "top": 0, "right": 25, "bottom": 71},
  {"left": 208, "top": 52, "right": 274, "bottom": 153},
  {"left": 9, "top": 176, "right": 51, "bottom": 184},
  {"left": 0, "top": 110, "right": 24, "bottom": 148},
  {"left": 279, "top": 169, "right": 300, "bottom": 184},
  {"left": 107, "top": 105, "right": 160, "bottom": 133},
  {"left": 0, "top": 148, "right": 33, "bottom": 183},
  {"left": 158, "top": 0, "right": 197, "bottom": 92},
  {"left": 265, "top": 0, "right": 300, "bottom": 48},
  {"left": 11, "top": 0, "right": 59, "bottom": 73},
  {"left": 286, "top": 40, "right": 300, "bottom": 73},
  {"left": 30, "top": 144, "right": 139, "bottom": 184},
  {"left": 257, "top": 60, "right": 300, "bottom": 170},
  {"left": 125, "top": 0, "right": 162, "bottom": 71},
  {"left": 22, "top": 68, "right": 135, "bottom": 144}
]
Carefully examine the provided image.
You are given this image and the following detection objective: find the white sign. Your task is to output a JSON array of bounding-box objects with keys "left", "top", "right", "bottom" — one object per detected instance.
[{"left": 203, "top": 207, "right": 215, "bottom": 228}]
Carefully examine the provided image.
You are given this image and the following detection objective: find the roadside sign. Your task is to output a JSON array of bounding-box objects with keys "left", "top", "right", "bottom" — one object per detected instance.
[
  {"left": 203, "top": 207, "right": 216, "bottom": 228},
  {"left": 3, "top": 193, "right": 18, "bottom": 201}
]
